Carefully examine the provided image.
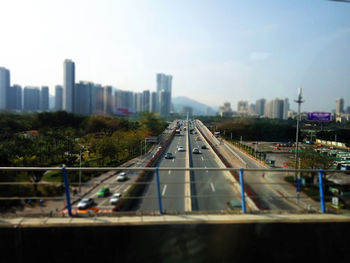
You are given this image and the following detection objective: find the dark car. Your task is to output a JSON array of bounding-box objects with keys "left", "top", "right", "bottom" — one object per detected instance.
[
  {"left": 165, "top": 152, "right": 173, "bottom": 159},
  {"left": 201, "top": 145, "right": 207, "bottom": 149}
]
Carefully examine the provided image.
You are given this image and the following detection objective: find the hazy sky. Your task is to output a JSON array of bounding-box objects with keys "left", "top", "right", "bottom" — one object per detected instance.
[{"left": 1, "top": 0, "right": 350, "bottom": 111}]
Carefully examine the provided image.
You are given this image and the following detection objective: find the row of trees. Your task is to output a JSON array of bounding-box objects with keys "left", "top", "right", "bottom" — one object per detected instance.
[{"left": 0, "top": 111, "right": 167, "bottom": 209}]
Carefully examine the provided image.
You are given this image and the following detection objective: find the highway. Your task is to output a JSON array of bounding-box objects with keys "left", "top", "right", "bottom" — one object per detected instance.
[
  {"left": 136, "top": 127, "right": 187, "bottom": 212},
  {"left": 189, "top": 124, "right": 240, "bottom": 211}
]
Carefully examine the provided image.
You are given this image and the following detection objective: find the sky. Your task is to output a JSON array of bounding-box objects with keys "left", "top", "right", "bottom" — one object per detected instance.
[{"left": 1, "top": 0, "right": 350, "bottom": 112}]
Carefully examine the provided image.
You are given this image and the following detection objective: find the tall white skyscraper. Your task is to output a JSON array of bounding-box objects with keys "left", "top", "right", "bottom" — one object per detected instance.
[
  {"left": 0, "top": 67, "right": 10, "bottom": 110},
  {"left": 63, "top": 59, "right": 75, "bottom": 113}
]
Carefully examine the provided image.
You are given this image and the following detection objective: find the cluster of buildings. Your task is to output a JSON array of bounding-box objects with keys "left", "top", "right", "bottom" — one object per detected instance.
[
  {"left": 0, "top": 60, "right": 173, "bottom": 117},
  {"left": 219, "top": 98, "right": 291, "bottom": 119},
  {"left": 219, "top": 97, "right": 350, "bottom": 122}
]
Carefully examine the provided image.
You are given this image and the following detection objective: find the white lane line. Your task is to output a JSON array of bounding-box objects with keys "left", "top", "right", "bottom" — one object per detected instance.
[
  {"left": 172, "top": 158, "right": 175, "bottom": 163},
  {"left": 168, "top": 170, "right": 171, "bottom": 175},
  {"left": 210, "top": 182, "right": 216, "bottom": 192},
  {"left": 201, "top": 156, "right": 204, "bottom": 161},
  {"left": 205, "top": 166, "right": 208, "bottom": 173},
  {"left": 162, "top": 184, "right": 167, "bottom": 196}
]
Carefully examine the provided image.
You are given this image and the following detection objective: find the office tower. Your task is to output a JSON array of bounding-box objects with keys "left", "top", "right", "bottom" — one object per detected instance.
[
  {"left": 237, "top": 101, "right": 248, "bottom": 113},
  {"left": 55, "top": 85, "right": 63, "bottom": 110},
  {"left": 142, "top": 90, "right": 150, "bottom": 112},
  {"left": 264, "top": 98, "right": 284, "bottom": 119},
  {"left": 74, "top": 81, "right": 92, "bottom": 115},
  {"left": 63, "top": 59, "right": 75, "bottom": 112},
  {"left": 255, "top": 98, "right": 266, "bottom": 116},
  {"left": 134, "top": 92, "right": 143, "bottom": 112},
  {"left": 156, "top": 73, "right": 172, "bottom": 116},
  {"left": 104, "top": 86, "right": 113, "bottom": 115},
  {"left": 150, "top": 91, "right": 157, "bottom": 113},
  {"left": 23, "top": 86, "right": 40, "bottom": 111},
  {"left": 40, "top": 86, "right": 49, "bottom": 111},
  {"left": 283, "top": 98, "right": 290, "bottom": 120},
  {"left": 0, "top": 67, "right": 10, "bottom": 110},
  {"left": 336, "top": 98, "right": 344, "bottom": 115},
  {"left": 7, "top": 85, "right": 21, "bottom": 110}
]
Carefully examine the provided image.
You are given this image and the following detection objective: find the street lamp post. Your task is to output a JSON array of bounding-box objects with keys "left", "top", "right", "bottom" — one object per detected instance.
[{"left": 294, "top": 88, "right": 305, "bottom": 180}]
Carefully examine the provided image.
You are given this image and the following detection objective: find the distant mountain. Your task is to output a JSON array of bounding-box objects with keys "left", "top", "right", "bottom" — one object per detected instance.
[{"left": 172, "top": 96, "right": 217, "bottom": 116}]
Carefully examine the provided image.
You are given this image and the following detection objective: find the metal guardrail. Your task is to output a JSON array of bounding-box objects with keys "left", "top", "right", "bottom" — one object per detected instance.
[{"left": 0, "top": 166, "right": 349, "bottom": 217}]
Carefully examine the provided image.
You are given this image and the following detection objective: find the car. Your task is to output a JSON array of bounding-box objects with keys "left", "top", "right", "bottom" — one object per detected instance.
[
  {"left": 109, "top": 193, "right": 122, "bottom": 205},
  {"left": 177, "top": 146, "right": 185, "bottom": 152},
  {"left": 192, "top": 148, "right": 200, "bottom": 154},
  {"left": 165, "top": 152, "right": 173, "bottom": 159},
  {"left": 97, "top": 187, "right": 110, "bottom": 197},
  {"left": 201, "top": 145, "right": 207, "bottom": 149},
  {"left": 77, "top": 198, "right": 94, "bottom": 210},
  {"left": 117, "top": 172, "right": 127, "bottom": 181}
]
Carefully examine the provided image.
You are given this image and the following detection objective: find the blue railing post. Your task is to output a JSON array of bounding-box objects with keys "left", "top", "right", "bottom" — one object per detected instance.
[
  {"left": 155, "top": 167, "right": 163, "bottom": 214},
  {"left": 318, "top": 169, "right": 325, "bottom": 213},
  {"left": 239, "top": 168, "right": 247, "bottom": 213},
  {"left": 62, "top": 165, "right": 72, "bottom": 216}
]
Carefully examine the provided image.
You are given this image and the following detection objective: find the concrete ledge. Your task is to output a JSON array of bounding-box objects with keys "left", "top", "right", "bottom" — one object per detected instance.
[{"left": 1, "top": 213, "right": 350, "bottom": 227}]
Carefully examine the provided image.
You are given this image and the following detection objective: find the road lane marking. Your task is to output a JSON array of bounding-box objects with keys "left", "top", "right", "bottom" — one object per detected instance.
[
  {"left": 162, "top": 184, "right": 167, "bottom": 196},
  {"left": 205, "top": 166, "right": 208, "bottom": 173},
  {"left": 168, "top": 170, "right": 171, "bottom": 174},
  {"left": 210, "top": 182, "right": 216, "bottom": 192},
  {"left": 172, "top": 158, "right": 175, "bottom": 162},
  {"left": 201, "top": 156, "right": 204, "bottom": 161}
]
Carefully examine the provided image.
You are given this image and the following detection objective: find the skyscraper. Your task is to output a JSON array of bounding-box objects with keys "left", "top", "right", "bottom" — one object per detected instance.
[
  {"left": 40, "top": 86, "right": 49, "bottom": 111},
  {"left": 23, "top": 86, "right": 40, "bottom": 111},
  {"left": 55, "top": 85, "right": 63, "bottom": 110},
  {"left": 156, "top": 73, "right": 172, "bottom": 116},
  {"left": 63, "top": 59, "right": 75, "bottom": 113},
  {"left": 104, "top": 86, "right": 113, "bottom": 115},
  {"left": 336, "top": 98, "right": 344, "bottom": 115},
  {"left": 150, "top": 91, "right": 157, "bottom": 113},
  {"left": 74, "top": 81, "right": 92, "bottom": 115},
  {"left": 283, "top": 98, "right": 290, "bottom": 120},
  {"left": 255, "top": 98, "right": 266, "bottom": 116},
  {"left": 265, "top": 98, "right": 284, "bottom": 119},
  {"left": 0, "top": 67, "right": 10, "bottom": 110},
  {"left": 142, "top": 90, "right": 150, "bottom": 112}
]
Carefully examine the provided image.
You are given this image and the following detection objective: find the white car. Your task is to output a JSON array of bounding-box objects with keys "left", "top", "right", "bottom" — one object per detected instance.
[
  {"left": 177, "top": 146, "right": 185, "bottom": 152},
  {"left": 117, "top": 172, "right": 127, "bottom": 181},
  {"left": 77, "top": 198, "right": 94, "bottom": 210},
  {"left": 109, "top": 193, "right": 122, "bottom": 205}
]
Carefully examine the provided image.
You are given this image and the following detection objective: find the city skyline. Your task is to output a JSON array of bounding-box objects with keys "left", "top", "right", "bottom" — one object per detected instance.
[{"left": 1, "top": 1, "right": 350, "bottom": 112}]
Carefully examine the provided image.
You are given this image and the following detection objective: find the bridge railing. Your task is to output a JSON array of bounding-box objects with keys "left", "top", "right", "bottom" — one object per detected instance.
[{"left": 0, "top": 166, "right": 349, "bottom": 217}]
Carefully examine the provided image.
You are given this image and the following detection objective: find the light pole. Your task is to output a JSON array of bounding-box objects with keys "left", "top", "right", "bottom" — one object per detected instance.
[{"left": 294, "top": 88, "right": 304, "bottom": 180}]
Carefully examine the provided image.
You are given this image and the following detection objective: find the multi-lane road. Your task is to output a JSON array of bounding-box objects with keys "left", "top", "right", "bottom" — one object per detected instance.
[{"left": 136, "top": 120, "right": 240, "bottom": 213}]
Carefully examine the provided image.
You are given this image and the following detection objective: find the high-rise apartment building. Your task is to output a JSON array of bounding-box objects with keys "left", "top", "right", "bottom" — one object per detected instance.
[
  {"left": 0, "top": 67, "right": 10, "bottom": 110},
  {"left": 336, "top": 98, "right": 344, "bottom": 115},
  {"left": 237, "top": 100, "right": 249, "bottom": 116},
  {"left": 7, "top": 85, "right": 22, "bottom": 110},
  {"left": 104, "top": 86, "right": 113, "bottom": 115},
  {"left": 142, "top": 90, "right": 150, "bottom": 112},
  {"left": 264, "top": 98, "right": 284, "bottom": 119},
  {"left": 55, "top": 85, "right": 63, "bottom": 110},
  {"left": 283, "top": 98, "right": 290, "bottom": 120},
  {"left": 150, "top": 91, "right": 157, "bottom": 113},
  {"left": 255, "top": 98, "right": 266, "bottom": 116},
  {"left": 23, "top": 86, "right": 40, "bottom": 111},
  {"left": 156, "top": 73, "right": 172, "bottom": 116},
  {"left": 63, "top": 59, "right": 75, "bottom": 112},
  {"left": 74, "top": 81, "right": 92, "bottom": 115},
  {"left": 40, "top": 86, "right": 49, "bottom": 111}
]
